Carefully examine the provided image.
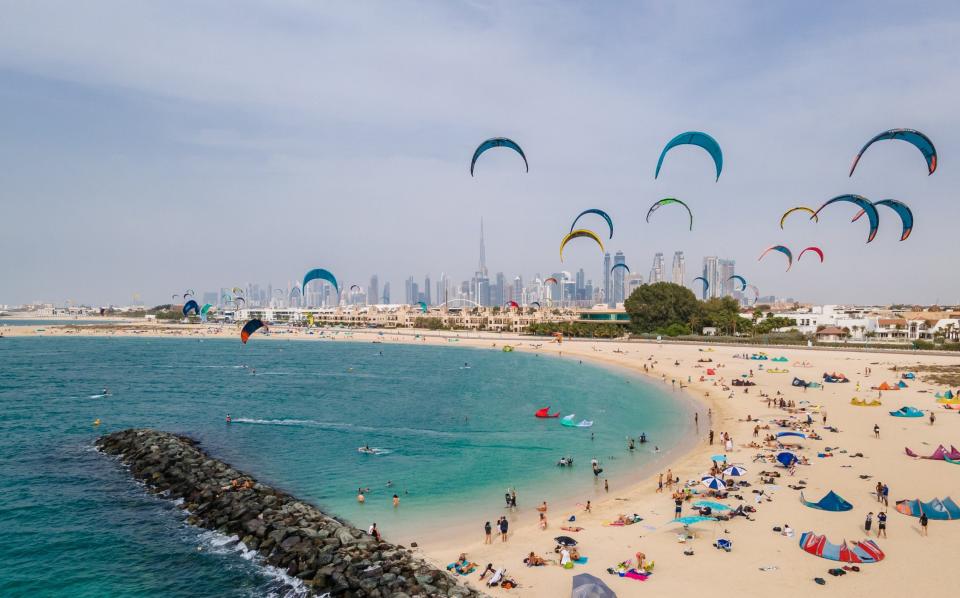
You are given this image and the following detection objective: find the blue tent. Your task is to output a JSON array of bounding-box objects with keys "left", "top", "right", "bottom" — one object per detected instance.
[
  {"left": 801, "top": 490, "right": 854, "bottom": 512},
  {"left": 777, "top": 452, "right": 798, "bottom": 467}
]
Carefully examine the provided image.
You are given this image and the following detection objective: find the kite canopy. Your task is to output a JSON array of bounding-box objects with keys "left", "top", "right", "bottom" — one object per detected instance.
[
  {"left": 853, "top": 199, "right": 913, "bottom": 241},
  {"left": 890, "top": 406, "right": 923, "bottom": 417},
  {"left": 470, "top": 137, "right": 528, "bottom": 176},
  {"left": 655, "top": 131, "right": 723, "bottom": 180},
  {"left": 560, "top": 229, "right": 604, "bottom": 262},
  {"left": 850, "top": 128, "right": 937, "bottom": 176},
  {"left": 646, "top": 198, "right": 694, "bottom": 231},
  {"left": 801, "top": 490, "right": 854, "bottom": 512},
  {"left": 896, "top": 497, "right": 960, "bottom": 520},
  {"left": 505, "top": 300, "right": 520, "bottom": 310},
  {"left": 570, "top": 209, "right": 614, "bottom": 239},
  {"left": 240, "top": 318, "right": 267, "bottom": 344},
  {"left": 799, "top": 532, "right": 885, "bottom": 563},
  {"left": 759, "top": 245, "right": 793, "bottom": 271},
  {"left": 199, "top": 303, "right": 213, "bottom": 322},
  {"left": 544, "top": 277, "right": 559, "bottom": 285},
  {"left": 349, "top": 284, "right": 361, "bottom": 293},
  {"left": 728, "top": 275, "right": 747, "bottom": 292},
  {"left": 780, "top": 206, "right": 818, "bottom": 229},
  {"left": 530, "top": 301, "right": 541, "bottom": 309},
  {"left": 813, "top": 195, "right": 880, "bottom": 243},
  {"left": 610, "top": 262, "right": 630, "bottom": 274},
  {"left": 417, "top": 301, "right": 427, "bottom": 313},
  {"left": 183, "top": 289, "right": 195, "bottom": 298},
  {"left": 797, "top": 247, "right": 824, "bottom": 263},
  {"left": 302, "top": 268, "right": 339, "bottom": 295},
  {"left": 182, "top": 300, "right": 200, "bottom": 317},
  {"left": 693, "top": 276, "right": 709, "bottom": 295},
  {"left": 746, "top": 284, "right": 760, "bottom": 305},
  {"left": 232, "top": 287, "right": 244, "bottom": 296}
]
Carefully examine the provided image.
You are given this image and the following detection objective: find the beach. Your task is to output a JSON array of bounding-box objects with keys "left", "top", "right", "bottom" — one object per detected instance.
[{"left": 5, "top": 320, "right": 960, "bottom": 596}]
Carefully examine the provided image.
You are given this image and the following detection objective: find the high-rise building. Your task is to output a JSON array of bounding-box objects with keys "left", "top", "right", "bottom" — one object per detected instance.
[
  {"left": 474, "top": 219, "right": 491, "bottom": 306},
  {"left": 575, "top": 268, "right": 586, "bottom": 301},
  {"left": 719, "top": 259, "right": 736, "bottom": 297},
  {"left": 424, "top": 275, "right": 431, "bottom": 306},
  {"left": 648, "top": 252, "right": 665, "bottom": 283},
  {"left": 613, "top": 251, "right": 626, "bottom": 305},
  {"left": 702, "top": 256, "right": 719, "bottom": 299},
  {"left": 513, "top": 276, "right": 523, "bottom": 303},
  {"left": 494, "top": 272, "right": 505, "bottom": 307},
  {"left": 603, "top": 252, "right": 612, "bottom": 307},
  {"left": 368, "top": 275, "right": 379, "bottom": 306},
  {"left": 382, "top": 282, "right": 390, "bottom": 304},
  {"left": 671, "top": 251, "right": 685, "bottom": 285}
]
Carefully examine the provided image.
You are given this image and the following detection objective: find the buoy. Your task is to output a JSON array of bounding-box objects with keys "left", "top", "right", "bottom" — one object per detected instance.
[{"left": 93, "top": 419, "right": 101, "bottom": 426}]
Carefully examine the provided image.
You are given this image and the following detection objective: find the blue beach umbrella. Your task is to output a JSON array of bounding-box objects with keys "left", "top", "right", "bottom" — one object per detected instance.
[
  {"left": 701, "top": 476, "right": 726, "bottom": 490},
  {"left": 723, "top": 465, "right": 748, "bottom": 477},
  {"left": 777, "top": 451, "right": 798, "bottom": 467},
  {"left": 693, "top": 500, "right": 731, "bottom": 511}
]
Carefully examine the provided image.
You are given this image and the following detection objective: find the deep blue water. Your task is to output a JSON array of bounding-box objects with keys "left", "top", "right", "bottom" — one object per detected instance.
[{"left": 0, "top": 337, "right": 693, "bottom": 597}]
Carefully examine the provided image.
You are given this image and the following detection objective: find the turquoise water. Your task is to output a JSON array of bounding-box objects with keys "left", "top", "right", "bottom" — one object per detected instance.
[{"left": 0, "top": 337, "right": 694, "bottom": 597}]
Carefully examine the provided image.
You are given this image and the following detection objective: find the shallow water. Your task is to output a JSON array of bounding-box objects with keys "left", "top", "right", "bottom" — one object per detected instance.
[{"left": 0, "top": 337, "right": 693, "bottom": 596}]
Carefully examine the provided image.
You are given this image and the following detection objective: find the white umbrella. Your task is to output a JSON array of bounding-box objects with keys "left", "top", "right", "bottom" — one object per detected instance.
[
  {"left": 723, "top": 465, "right": 747, "bottom": 476},
  {"left": 701, "top": 476, "right": 726, "bottom": 491}
]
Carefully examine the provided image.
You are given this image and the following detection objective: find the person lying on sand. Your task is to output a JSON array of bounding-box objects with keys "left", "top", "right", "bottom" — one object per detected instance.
[{"left": 523, "top": 552, "right": 547, "bottom": 566}]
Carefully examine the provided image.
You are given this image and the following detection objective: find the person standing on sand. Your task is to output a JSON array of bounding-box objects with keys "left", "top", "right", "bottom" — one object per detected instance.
[
  {"left": 930, "top": 411, "right": 936, "bottom": 426},
  {"left": 657, "top": 473, "right": 664, "bottom": 493},
  {"left": 876, "top": 482, "right": 884, "bottom": 503},
  {"left": 920, "top": 512, "right": 928, "bottom": 536},
  {"left": 877, "top": 511, "right": 887, "bottom": 537},
  {"left": 709, "top": 430, "right": 714, "bottom": 445},
  {"left": 674, "top": 496, "right": 683, "bottom": 518},
  {"left": 484, "top": 521, "right": 492, "bottom": 544},
  {"left": 874, "top": 424, "right": 880, "bottom": 438},
  {"left": 666, "top": 469, "right": 673, "bottom": 490},
  {"left": 865, "top": 512, "right": 873, "bottom": 533},
  {"left": 604, "top": 479, "right": 609, "bottom": 492},
  {"left": 499, "top": 517, "right": 508, "bottom": 542},
  {"left": 882, "top": 483, "right": 889, "bottom": 507}
]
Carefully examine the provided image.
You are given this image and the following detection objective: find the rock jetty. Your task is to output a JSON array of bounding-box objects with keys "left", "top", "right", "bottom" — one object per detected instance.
[{"left": 97, "top": 429, "right": 485, "bottom": 598}]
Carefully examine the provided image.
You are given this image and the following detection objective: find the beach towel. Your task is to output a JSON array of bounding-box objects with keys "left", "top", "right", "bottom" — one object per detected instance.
[{"left": 624, "top": 570, "right": 649, "bottom": 580}]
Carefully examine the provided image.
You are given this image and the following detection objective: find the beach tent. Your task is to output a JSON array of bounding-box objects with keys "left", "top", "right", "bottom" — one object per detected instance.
[
  {"left": 897, "top": 380, "right": 908, "bottom": 388},
  {"left": 901, "top": 372, "right": 916, "bottom": 380},
  {"left": 873, "top": 382, "right": 898, "bottom": 391},
  {"left": 798, "top": 532, "right": 885, "bottom": 563},
  {"left": 896, "top": 497, "right": 960, "bottom": 520},
  {"left": 777, "top": 451, "right": 798, "bottom": 467},
  {"left": 890, "top": 406, "right": 923, "bottom": 417},
  {"left": 776, "top": 431, "right": 807, "bottom": 439},
  {"left": 571, "top": 573, "right": 617, "bottom": 598},
  {"left": 801, "top": 490, "right": 854, "bottom": 512},
  {"left": 935, "top": 389, "right": 954, "bottom": 399}
]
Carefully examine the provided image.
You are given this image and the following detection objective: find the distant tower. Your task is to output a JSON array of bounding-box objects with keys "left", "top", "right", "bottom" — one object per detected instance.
[
  {"left": 648, "top": 252, "right": 665, "bottom": 283},
  {"left": 613, "top": 251, "right": 626, "bottom": 304},
  {"left": 475, "top": 219, "right": 491, "bottom": 306},
  {"left": 603, "top": 252, "right": 612, "bottom": 307},
  {"left": 702, "top": 256, "right": 719, "bottom": 300},
  {"left": 368, "top": 275, "right": 379, "bottom": 306},
  {"left": 671, "top": 251, "right": 685, "bottom": 285}
]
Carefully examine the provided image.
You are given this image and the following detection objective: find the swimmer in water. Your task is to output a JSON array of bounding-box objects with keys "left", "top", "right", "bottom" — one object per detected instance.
[
  {"left": 226, "top": 414, "right": 232, "bottom": 423},
  {"left": 654, "top": 446, "right": 660, "bottom": 452}
]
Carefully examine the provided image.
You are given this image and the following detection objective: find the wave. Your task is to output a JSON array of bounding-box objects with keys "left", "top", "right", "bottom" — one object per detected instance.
[{"left": 194, "top": 530, "right": 308, "bottom": 598}]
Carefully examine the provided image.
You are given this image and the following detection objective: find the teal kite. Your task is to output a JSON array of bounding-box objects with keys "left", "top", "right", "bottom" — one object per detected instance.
[
  {"left": 759, "top": 245, "right": 793, "bottom": 271},
  {"left": 693, "top": 276, "right": 709, "bottom": 295},
  {"left": 302, "top": 268, "right": 339, "bottom": 295},
  {"left": 611, "top": 262, "right": 630, "bottom": 274},
  {"left": 570, "top": 209, "right": 613, "bottom": 239},
  {"left": 470, "top": 137, "right": 528, "bottom": 176},
  {"left": 852, "top": 199, "right": 913, "bottom": 241},
  {"left": 728, "top": 275, "right": 747, "bottom": 291},
  {"left": 812, "top": 195, "right": 880, "bottom": 243},
  {"left": 655, "top": 132, "right": 723, "bottom": 180},
  {"left": 850, "top": 128, "right": 936, "bottom": 176}
]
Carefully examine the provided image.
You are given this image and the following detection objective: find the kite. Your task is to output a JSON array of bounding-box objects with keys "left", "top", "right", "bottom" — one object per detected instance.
[
  {"left": 544, "top": 277, "right": 559, "bottom": 285},
  {"left": 780, "top": 207, "right": 819, "bottom": 229},
  {"left": 302, "top": 268, "right": 340, "bottom": 295},
  {"left": 559, "top": 229, "right": 604, "bottom": 262},
  {"left": 812, "top": 195, "right": 880, "bottom": 243},
  {"left": 234, "top": 296, "right": 246, "bottom": 306},
  {"left": 240, "top": 318, "right": 267, "bottom": 344},
  {"left": 850, "top": 128, "right": 937, "bottom": 176},
  {"left": 655, "top": 131, "right": 723, "bottom": 180},
  {"left": 505, "top": 300, "right": 520, "bottom": 310},
  {"left": 759, "top": 245, "right": 793, "bottom": 271},
  {"left": 693, "top": 276, "right": 709, "bottom": 295},
  {"left": 183, "top": 289, "right": 194, "bottom": 299},
  {"left": 199, "top": 303, "right": 213, "bottom": 321},
  {"left": 611, "top": 262, "right": 630, "bottom": 274},
  {"left": 416, "top": 301, "right": 427, "bottom": 313},
  {"left": 232, "top": 287, "right": 244, "bottom": 296},
  {"left": 569, "top": 208, "right": 614, "bottom": 239},
  {"left": 646, "top": 198, "right": 693, "bottom": 231},
  {"left": 182, "top": 299, "right": 200, "bottom": 317},
  {"left": 746, "top": 284, "right": 760, "bottom": 305},
  {"left": 470, "top": 137, "right": 528, "bottom": 176},
  {"left": 798, "top": 247, "right": 824, "bottom": 262},
  {"left": 728, "top": 275, "right": 747, "bottom": 291},
  {"left": 531, "top": 301, "right": 542, "bottom": 309},
  {"left": 171, "top": 294, "right": 180, "bottom": 301},
  {"left": 350, "top": 284, "right": 361, "bottom": 293},
  {"left": 852, "top": 199, "right": 913, "bottom": 241}
]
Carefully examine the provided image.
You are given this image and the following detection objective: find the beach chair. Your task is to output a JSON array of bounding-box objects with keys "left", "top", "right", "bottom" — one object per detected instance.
[{"left": 714, "top": 538, "right": 732, "bottom": 552}]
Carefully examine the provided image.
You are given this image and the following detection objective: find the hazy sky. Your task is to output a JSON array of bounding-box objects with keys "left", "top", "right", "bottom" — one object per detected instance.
[{"left": 2, "top": 1, "right": 959, "bottom": 306}]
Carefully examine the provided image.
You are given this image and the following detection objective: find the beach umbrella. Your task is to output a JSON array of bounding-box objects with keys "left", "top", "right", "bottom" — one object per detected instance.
[
  {"left": 571, "top": 573, "right": 617, "bottom": 598},
  {"left": 554, "top": 535, "right": 578, "bottom": 546},
  {"left": 710, "top": 454, "right": 727, "bottom": 462},
  {"left": 693, "top": 500, "right": 732, "bottom": 511},
  {"left": 723, "top": 465, "right": 748, "bottom": 476},
  {"left": 671, "top": 515, "right": 718, "bottom": 526},
  {"left": 777, "top": 451, "right": 798, "bottom": 467},
  {"left": 701, "top": 476, "right": 726, "bottom": 491}
]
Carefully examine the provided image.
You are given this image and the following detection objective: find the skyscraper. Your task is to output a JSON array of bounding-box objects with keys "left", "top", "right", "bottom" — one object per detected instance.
[
  {"left": 424, "top": 275, "right": 431, "bottom": 306},
  {"left": 719, "top": 259, "right": 736, "bottom": 297},
  {"left": 603, "top": 252, "right": 612, "bottom": 307},
  {"left": 702, "top": 256, "right": 719, "bottom": 299},
  {"left": 575, "top": 268, "right": 585, "bottom": 301},
  {"left": 513, "top": 276, "right": 523, "bottom": 303},
  {"left": 368, "top": 275, "right": 379, "bottom": 306},
  {"left": 671, "top": 251, "right": 685, "bottom": 285},
  {"left": 612, "top": 251, "right": 626, "bottom": 305},
  {"left": 494, "top": 272, "right": 505, "bottom": 307},
  {"left": 474, "top": 219, "right": 491, "bottom": 306},
  {"left": 382, "top": 282, "right": 390, "bottom": 304},
  {"left": 648, "top": 252, "right": 665, "bottom": 283}
]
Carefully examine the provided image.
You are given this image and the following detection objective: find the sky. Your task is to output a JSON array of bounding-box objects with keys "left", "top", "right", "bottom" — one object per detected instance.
[{"left": 1, "top": 1, "right": 959, "bottom": 307}]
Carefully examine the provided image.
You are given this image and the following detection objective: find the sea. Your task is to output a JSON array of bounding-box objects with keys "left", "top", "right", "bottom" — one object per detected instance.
[{"left": 0, "top": 336, "right": 695, "bottom": 597}]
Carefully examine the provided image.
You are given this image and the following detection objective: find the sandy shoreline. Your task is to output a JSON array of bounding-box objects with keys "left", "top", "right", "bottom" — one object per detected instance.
[{"left": 7, "top": 321, "right": 960, "bottom": 596}]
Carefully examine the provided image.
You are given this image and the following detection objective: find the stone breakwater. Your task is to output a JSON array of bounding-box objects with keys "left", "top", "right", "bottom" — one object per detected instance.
[{"left": 96, "top": 429, "right": 485, "bottom": 598}]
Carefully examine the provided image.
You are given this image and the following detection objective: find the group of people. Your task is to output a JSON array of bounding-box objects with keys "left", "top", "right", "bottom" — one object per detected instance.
[{"left": 484, "top": 516, "right": 510, "bottom": 543}]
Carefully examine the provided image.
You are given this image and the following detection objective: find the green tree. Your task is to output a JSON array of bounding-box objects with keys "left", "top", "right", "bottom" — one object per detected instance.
[{"left": 624, "top": 282, "right": 699, "bottom": 333}]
